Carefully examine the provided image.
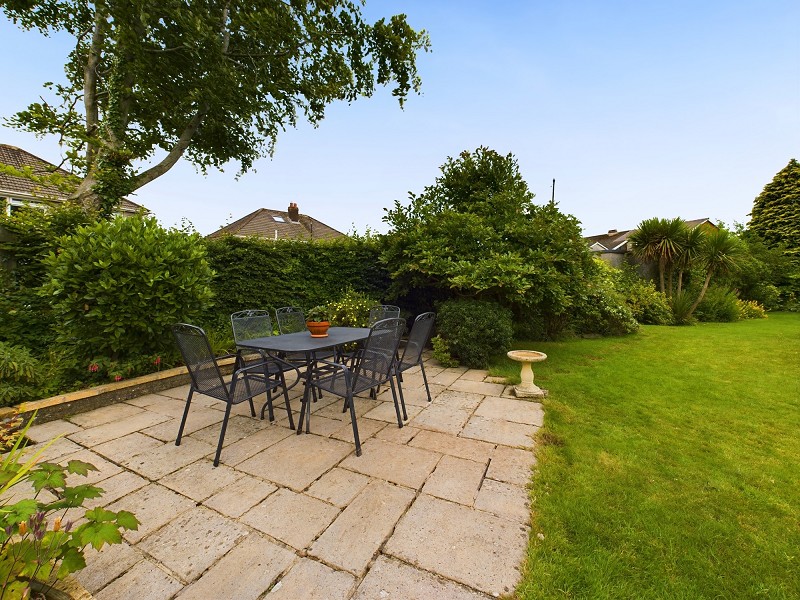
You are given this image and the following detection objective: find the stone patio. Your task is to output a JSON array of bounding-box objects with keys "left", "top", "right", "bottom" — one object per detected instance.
[{"left": 23, "top": 356, "right": 542, "bottom": 599}]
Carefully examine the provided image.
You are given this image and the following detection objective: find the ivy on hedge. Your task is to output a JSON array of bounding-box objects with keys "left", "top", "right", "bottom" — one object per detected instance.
[{"left": 203, "top": 235, "right": 391, "bottom": 321}]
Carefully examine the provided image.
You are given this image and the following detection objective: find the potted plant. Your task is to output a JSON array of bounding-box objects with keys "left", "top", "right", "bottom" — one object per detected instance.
[
  {"left": 305, "top": 305, "right": 331, "bottom": 337},
  {"left": 0, "top": 414, "right": 139, "bottom": 599}
]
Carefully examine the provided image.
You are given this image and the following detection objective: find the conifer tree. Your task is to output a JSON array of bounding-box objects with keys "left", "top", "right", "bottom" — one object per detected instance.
[{"left": 748, "top": 159, "right": 800, "bottom": 260}]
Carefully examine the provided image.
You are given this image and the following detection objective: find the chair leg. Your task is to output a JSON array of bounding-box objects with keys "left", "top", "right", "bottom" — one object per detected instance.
[
  {"left": 214, "top": 401, "right": 234, "bottom": 467},
  {"left": 389, "top": 377, "right": 404, "bottom": 428},
  {"left": 394, "top": 373, "right": 408, "bottom": 421},
  {"left": 419, "top": 360, "right": 432, "bottom": 402},
  {"left": 279, "top": 372, "right": 295, "bottom": 430},
  {"left": 346, "top": 390, "right": 362, "bottom": 456},
  {"left": 176, "top": 388, "right": 194, "bottom": 446}
]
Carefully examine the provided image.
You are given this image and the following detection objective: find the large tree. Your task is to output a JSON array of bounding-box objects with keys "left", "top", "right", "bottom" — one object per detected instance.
[
  {"left": 1, "top": 0, "right": 429, "bottom": 214},
  {"left": 748, "top": 158, "right": 800, "bottom": 261},
  {"left": 381, "top": 147, "right": 596, "bottom": 329}
]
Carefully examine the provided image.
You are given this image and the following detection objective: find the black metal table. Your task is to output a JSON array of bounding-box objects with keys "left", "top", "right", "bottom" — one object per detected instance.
[{"left": 236, "top": 327, "right": 371, "bottom": 433}]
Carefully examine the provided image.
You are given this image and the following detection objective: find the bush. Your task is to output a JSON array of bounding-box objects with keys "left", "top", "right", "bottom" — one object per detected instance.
[
  {"left": 431, "top": 335, "right": 459, "bottom": 368},
  {"left": 670, "top": 290, "right": 697, "bottom": 325},
  {"left": 328, "top": 288, "right": 379, "bottom": 327},
  {"left": 41, "top": 214, "right": 213, "bottom": 368},
  {"left": 573, "top": 259, "right": 639, "bottom": 336},
  {"left": 737, "top": 299, "right": 768, "bottom": 319},
  {"left": 625, "top": 279, "right": 673, "bottom": 325},
  {"left": 695, "top": 286, "right": 741, "bottom": 322},
  {"left": 437, "top": 299, "right": 513, "bottom": 368},
  {"left": 0, "top": 342, "right": 47, "bottom": 407}
]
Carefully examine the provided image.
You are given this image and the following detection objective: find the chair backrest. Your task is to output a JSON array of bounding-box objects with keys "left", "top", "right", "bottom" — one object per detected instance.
[
  {"left": 231, "top": 309, "right": 274, "bottom": 344},
  {"left": 172, "top": 323, "right": 227, "bottom": 396},
  {"left": 400, "top": 312, "right": 436, "bottom": 369},
  {"left": 355, "top": 317, "right": 405, "bottom": 387},
  {"left": 275, "top": 306, "right": 306, "bottom": 334},
  {"left": 368, "top": 305, "right": 400, "bottom": 327}
]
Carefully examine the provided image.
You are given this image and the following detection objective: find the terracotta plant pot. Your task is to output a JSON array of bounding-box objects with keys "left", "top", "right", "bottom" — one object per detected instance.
[{"left": 306, "top": 321, "right": 330, "bottom": 337}]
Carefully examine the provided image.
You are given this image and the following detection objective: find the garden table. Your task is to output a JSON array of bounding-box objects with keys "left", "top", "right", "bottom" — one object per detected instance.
[{"left": 236, "top": 327, "right": 371, "bottom": 434}]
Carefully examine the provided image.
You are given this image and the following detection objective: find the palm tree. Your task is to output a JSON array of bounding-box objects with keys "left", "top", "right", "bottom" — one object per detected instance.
[
  {"left": 674, "top": 225, "right": 706, "bottom": 295},
  {"left": 686, "top": 229, "right": 745, "bottom": 317},
  {"left": 629, "top": 217, "right": 686, "bottom": 295}
]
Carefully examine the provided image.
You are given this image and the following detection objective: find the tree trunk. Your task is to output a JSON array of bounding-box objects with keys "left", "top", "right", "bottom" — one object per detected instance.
[
  {"left": 658, "top": 257, "right": 666, "bottom": 294},
  {"left": 687, "top": 271, "right": 713, "bottom": 318}
]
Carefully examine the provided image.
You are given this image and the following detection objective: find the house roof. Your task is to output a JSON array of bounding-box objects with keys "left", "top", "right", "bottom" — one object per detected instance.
[
  {"left": 586, "top": 219, "right": 716, "bottom": 253},
  {"left": 0, "top": 144, "right": 144, "bottom": 214},
  {"left": 206, "top": 206, "right": 345, "bottom": 241}
]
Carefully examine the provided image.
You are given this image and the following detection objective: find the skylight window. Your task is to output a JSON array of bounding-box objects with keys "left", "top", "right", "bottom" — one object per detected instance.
[{"left": 272, "top": 215, "right": 285, "bottom": 222}]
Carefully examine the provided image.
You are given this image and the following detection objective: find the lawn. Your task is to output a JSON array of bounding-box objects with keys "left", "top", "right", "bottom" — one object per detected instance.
[{"left": 489, "top": 313, "right": 800, "bottom": 599}]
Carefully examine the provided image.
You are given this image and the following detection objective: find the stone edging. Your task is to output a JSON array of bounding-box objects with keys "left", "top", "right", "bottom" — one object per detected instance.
[{"left": 1, "top": 358, "right": 236, "bottom": 424}]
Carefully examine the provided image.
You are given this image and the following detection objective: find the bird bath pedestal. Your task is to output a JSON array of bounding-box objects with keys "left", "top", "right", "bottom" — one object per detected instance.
[{"left": 506, "top": 350, "right": 548, "bottom": 398}]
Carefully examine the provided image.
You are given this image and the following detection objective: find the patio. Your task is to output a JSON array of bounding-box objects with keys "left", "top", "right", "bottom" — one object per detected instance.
[{"left": 24, "top": 355, "right": 542, "bottom": 599}]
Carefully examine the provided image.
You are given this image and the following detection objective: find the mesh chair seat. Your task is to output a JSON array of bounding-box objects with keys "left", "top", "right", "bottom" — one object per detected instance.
[
  {"left": 172, "top": 323, "right": 293, "bottom": 466},
  {"left": 396, "top": 312, "right": 436, "bottom": 404}
]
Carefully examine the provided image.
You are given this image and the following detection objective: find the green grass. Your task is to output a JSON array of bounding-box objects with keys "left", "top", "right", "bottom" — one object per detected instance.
[{"left": 490, "top": 314, "right": 800, "bottom": 599}]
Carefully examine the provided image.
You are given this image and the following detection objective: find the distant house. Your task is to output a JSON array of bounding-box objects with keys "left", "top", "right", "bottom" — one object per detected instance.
[
  {"left": 207, "top": 203, "right": 345, "bottom": 241},
  {"left": 0, "top": 144, "right": 144, "bottom": 216},
  {"left": 586, "top": 218, "right": 718, "bottom": 267}
]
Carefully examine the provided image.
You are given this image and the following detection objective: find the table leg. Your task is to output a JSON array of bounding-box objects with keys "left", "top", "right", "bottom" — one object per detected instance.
[{"left": 297, "top": 351, "right": 313, "bottom": 435}]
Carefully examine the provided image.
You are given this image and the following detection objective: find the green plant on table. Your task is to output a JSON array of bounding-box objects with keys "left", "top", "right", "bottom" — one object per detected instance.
[
  {"left": 0, "top": 415, "right": 138, "bottom": 599},
  {"left": 306, "top": 305, "right": 330, "bottom": 323}
]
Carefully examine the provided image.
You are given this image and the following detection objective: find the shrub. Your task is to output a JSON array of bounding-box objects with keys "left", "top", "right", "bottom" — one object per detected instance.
[
  {"left": 695, "top": 286, "right": 741, "bottom": 322},
  {"left": 431, "top": 335, "right": 459, "bottom": 368},
  {"left": 737, "top": 299, "right": 768, "bottom": 319},
  {"left": 327, "top": 288, "right": 379, "bottom": 327},
  {"left": 41, "top": 214, "right": 213, "bottom": 369},
  {"left": 625, "top": 279, "right": 673, "bottom": 325},
  {"left": 0, "top": 342, "right": 47, "bottom": 407},
  {"left": 573, "top": 261, "right": 639, "bottom": 336},
  {"left": 437, "top": 299, "right": 513, "bottom": 368},
  {"left": 670, "top": 290, "right": 697, "bottom": 325}
]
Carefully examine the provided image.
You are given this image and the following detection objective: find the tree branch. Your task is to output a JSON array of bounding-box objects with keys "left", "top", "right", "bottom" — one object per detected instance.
[{"left": 83, "top": 8, "right": 106, "bottom": 168}]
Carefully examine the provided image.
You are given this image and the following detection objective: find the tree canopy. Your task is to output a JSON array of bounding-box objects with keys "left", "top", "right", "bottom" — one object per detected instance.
[
  {"left": 1, "top": 0, "right": 430, "bottom": 213},
  {"left": 381, "top": 147, "right": 595, "bottom": 323},
  {"left": 748, "top": 158, "right": 800, "bottom": 261}
]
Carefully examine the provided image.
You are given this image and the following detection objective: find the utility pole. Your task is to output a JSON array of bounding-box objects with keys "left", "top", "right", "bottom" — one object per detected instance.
[{"left": 551, "top": 178, "right": 556, "bottom": 203}]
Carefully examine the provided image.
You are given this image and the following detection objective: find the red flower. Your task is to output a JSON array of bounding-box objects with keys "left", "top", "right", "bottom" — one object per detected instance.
[
  {"left": 153, "top": 356, "right": 162, "bottom": 366},
  {"left": 88, "top": 363, "right": 99, "bottom": 373},
  {"left": 114, "top": 375, "right": 123, "bottom": 382}
]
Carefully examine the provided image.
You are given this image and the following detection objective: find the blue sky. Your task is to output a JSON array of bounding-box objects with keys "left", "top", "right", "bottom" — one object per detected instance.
[{"left": 2, "top": 1, "right": 798, "bottom": 236}]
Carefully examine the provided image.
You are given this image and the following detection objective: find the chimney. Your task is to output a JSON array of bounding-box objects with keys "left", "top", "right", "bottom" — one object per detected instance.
[
  {"left": 288, "top": 202, "right": 300, "bottom": 222},
  {"left": 608, "top": 229, "right": 618, "bottom": 235}
]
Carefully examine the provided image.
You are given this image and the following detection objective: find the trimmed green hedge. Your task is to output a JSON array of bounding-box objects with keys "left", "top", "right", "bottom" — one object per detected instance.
[{"left": 204, "top": 235, "right": 391, "bottom": 322}]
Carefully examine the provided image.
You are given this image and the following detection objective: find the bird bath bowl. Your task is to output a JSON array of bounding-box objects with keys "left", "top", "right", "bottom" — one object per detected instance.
[{"left": 506, "top": 350, "right": 548, "bottom": 398}]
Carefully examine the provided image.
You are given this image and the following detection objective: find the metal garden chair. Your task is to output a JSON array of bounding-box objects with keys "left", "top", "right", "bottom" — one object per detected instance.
[
  {"left": 303, "top": 317, "right": 406, "bottom": 456},
  {"left": 230, "top": 309, "right": 301, "bottom": 420},
  {"left": 172, "top": 323, "right": 294, "bottom": 467},
  {"left": 368, "top": 304, "right": 401, "bottom": 326},
  {"left": 395, "top": 312, "right": 436, "bottom": 405}
]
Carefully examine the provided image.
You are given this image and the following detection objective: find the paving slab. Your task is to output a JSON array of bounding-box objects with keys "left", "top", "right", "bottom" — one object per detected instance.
[
  {"left": 140, "top": 506, "right": 250, "bottom": 582},
  {"left": 214, "top": 422, "right": 294, "bottom": 466},
  {"left": 142, "top": 408, "right": 224, "bottom": 441},
  {"left": 204, "top": 474, "right": 278, "bottom": 519},
  {"left": 474, "top": 479, "right": 530, "bottom": 524},
  {"left": 241, "top": 487, "right": 340, "bottom": 550},
  {"left": 139, "top": 396, "right": 196, "bottom": 419},
  {"left": 106, "top": 483, "right": 195, "bottom": 544},
  {"left": 352, "top": 555, "right": 491, "bottom": 600},
  {"left": 125, "top": 392, "right": 173, "bottom": 408},
  {"left": 93, "top": 558, "right": 183, "bottom": 600},
  {"left": 427, "top": 369, "right": 464, "bottom": 387},
  {"left": 393, "top": 383, "right": 443, "bottom": 406},
  {"left": 487, "top": 445, "right": 536, "bottom": 487},
  {"left": 310, "top": 480, "right": 415, "bottom": 575},
  {"left": 361, "top": 401, "right": 423, "bottom": 424},
  {"left": 306, "top": 467, "right": 373, "bottom": 508},
  {"left": 459, "top": 369, "right": 490, "bottom": 382},
  {"left": 68, "top": 411, "right": 171, "bottom": 447},
  {"left": 373, "top": 423, "right": 421, "bottom": 445},
  {"left": 340, "top": 438, "right": 441, "bottom": 490},
  {"left": 75, "top": 542, "right": 143, "bottom": 594},
  {"left": 59, "top": 449, "right": 123, "bottom": 485},
  {"left": 188, "top": 414, "right": 269, "bottom": 447},
  {"left": 268, "top": 558, "right": 356, "bottom": 600},
  {"left": 237, "top": 433, "right": 353, "bottom": 491},
  {"left": 422, "top": 455, "right": 486, "bottom": 506},
  {"left": 92, "top": 432, "right": 164, "bottom": 463},
  {"left": 330, "top": 417, "right": 386, "bottom": 444},
  {"left": 410, "top": 403, "right": 472, "bottom": 435},
  {"left": 433, "top": 389, "right": 484, "bottom": 411},
  {"left": 122, "top": 437, "right": 216, "bottom": 480},
  {"left": 176, "top": 534, "right": 296, "bottom": 600},
  {"left": 159, "top": 459, "right": 241, "bottom": 501},
  {"left": 84, "top": 470, "right": 148, "bottom": 509},
  {"left": 385, "top": 494, "right": 528, "bottom": 597},
  {"left": 461, "top": 415, "right": 535, "bottom": 448},
  {"left": 448, "top": 379, "right": 506, "bottom": 396},
  {"left": 409, "top": 429, "right": 494, "bottom": 463},
  {"left": 21, "top": 436, "right": 84, "bottom": 463},
  {"left": 26, "top": 418, "right": 83, "bottom": 443},
  {"left": 68, "top": 403, "right": 146, "bottom": 428},
  {"left": 475, "top": 396, "right": 545, "bottom": 426}
]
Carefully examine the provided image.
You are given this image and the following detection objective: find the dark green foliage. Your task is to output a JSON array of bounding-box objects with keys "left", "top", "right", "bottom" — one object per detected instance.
[
  {"left": 41, "top": 214, "right": 213, "bottom": 366},
  {"left": 437, "top": 299, "right": 513, "bottom": 368},
  {"left": 430, "top": 335, "right": 459, "bottom": 368},
  {"left": 328, "top": 288, "right": 380, "bottom": 327},
  {"left": 0, "top": 204, "right": 95, "bottom": 351},
  {"left": 382, "top": 147, "right": 600, "bottom": 339},
  {"left": 748, "top": 158, "right": 800, "bottom": 261},
  {"left": 573, "top": 260, "right": 639, "bottom": 336},
  {"left": 695, "top": 285, "right": 741, "bottom": 322},
  {"left": 612, "top": 264, "right": 673, "bottom": 325},
  {"left": 729, "top": 227, "right": 799, "bottom": 310},
  {"left": 203, "top": 235, "right": 390, "bottom": 324},
  {"left": 0, "top": 342, "right": 46, "bottom": 407}
]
